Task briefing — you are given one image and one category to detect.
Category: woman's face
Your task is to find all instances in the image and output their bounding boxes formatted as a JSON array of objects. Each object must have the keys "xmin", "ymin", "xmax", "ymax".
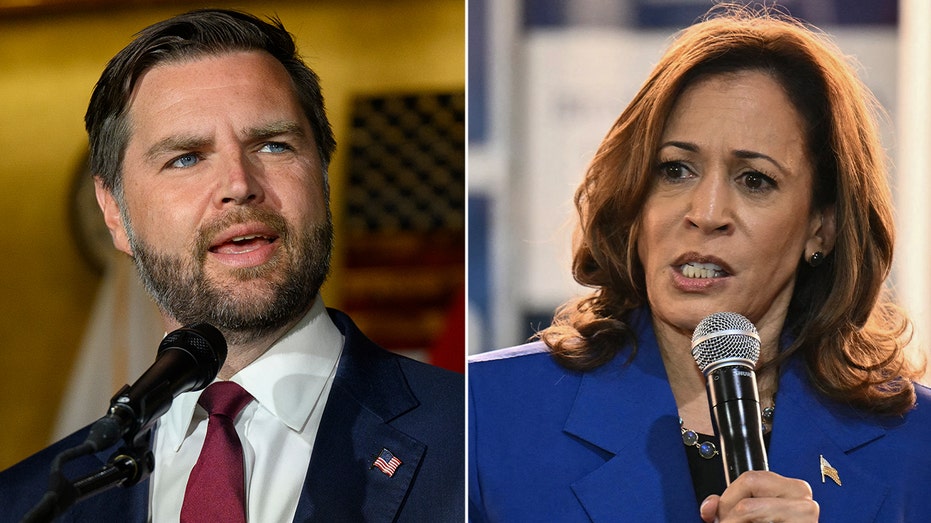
[{"xmin": 637, "ymin": 70, "xmax": 833, "ymax": 343}]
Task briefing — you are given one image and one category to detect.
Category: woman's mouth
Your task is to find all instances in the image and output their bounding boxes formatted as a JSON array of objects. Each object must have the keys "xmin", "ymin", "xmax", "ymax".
[{"xmin": 680, "ymin": 261, "xmax": 727, "ymax": 279}]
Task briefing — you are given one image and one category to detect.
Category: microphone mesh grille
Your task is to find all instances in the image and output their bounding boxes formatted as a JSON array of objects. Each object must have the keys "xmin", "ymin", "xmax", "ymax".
[{"xmin": 690, "ymin": 312, "xmax": 760, "ymax": 372}]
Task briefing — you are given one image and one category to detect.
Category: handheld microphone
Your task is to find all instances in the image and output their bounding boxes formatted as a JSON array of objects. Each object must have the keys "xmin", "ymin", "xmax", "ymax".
[
  {"xmin": 84, "ymin": 323, "xmax": 227, "ymax": 450},
  {"xmin": 691, "ymin": 312, "xmax": 768, "ymax": 484}
]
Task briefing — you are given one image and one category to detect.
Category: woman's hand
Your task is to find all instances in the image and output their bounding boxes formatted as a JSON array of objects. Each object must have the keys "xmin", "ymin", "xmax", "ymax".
[{"xmin": 699, "ymin": 470, "xmax": 819, "ymax": 522}]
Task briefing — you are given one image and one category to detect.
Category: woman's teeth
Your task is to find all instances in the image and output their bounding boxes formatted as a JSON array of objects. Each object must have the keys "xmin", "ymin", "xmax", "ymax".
[{"xmin": 681, "ymin": 262, "xmax": 725, "ymax": 279}]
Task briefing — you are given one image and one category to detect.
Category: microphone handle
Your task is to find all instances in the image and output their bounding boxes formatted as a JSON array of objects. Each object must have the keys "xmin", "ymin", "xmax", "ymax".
[{"xmin": 706, "ymin": 364, "xmax": 769, "ymax": 484}]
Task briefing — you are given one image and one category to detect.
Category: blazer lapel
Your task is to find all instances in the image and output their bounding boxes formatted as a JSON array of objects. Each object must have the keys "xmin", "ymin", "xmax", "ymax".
[
  {"xmin": 553, "ymin": 311, "xmax": 892, "ymax": 523},
  {"xmin": 565, "ymin": 319, "xmax": 700, "ymax": 522},
  {"xmin": 293, "ymin": 310, "xmax": 424, "ymax": 523},
  {"xmin": 769, "ymin": 360, "xmax": 889, "ymax": 522}
]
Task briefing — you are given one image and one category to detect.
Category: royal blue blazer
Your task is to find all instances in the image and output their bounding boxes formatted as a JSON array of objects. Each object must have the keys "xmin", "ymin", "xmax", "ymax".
[
  {"xmin": 469, "ymin": 311, "xmax": 931, "ymax": 522},
  {"xmin": 1, "ymin": 309, "xmax": 464, "ymax": 523}
]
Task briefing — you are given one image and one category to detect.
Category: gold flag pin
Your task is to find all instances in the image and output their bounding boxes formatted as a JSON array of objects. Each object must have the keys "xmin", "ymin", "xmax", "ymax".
[{"xmin": 820, "ymin": 454, "xmax": 842, "ymax": 486}]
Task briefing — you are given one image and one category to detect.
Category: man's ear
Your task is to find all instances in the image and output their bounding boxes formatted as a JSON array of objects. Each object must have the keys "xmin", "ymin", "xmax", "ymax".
[{"xmin": 93, "ymin": 176, "xmax": 132, "ymax": 256}]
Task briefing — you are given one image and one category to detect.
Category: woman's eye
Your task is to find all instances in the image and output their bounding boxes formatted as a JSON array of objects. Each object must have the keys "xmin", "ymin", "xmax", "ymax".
[
  {"xmin": 170, "ymin": 154, "xmax": 199, "ymax": 169},
  {"xmin": 741, "ymin": 171, "xmax": 776, "ymax": 192},
  {"xmin": 657, "ymin": 161, "xmax": 691, "ymax": 180}
]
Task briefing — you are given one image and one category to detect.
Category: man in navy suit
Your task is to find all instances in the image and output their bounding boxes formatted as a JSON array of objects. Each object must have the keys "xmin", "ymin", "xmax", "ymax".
[{"xmin": 0, "ymin": 9, "xmax": 462, "ymax": 522}]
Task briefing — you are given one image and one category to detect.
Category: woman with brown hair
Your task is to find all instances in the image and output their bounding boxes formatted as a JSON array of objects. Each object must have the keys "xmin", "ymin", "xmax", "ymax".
[{"xmin": 469, "ymin": 6, "xmax": 930, "ymax": 522}]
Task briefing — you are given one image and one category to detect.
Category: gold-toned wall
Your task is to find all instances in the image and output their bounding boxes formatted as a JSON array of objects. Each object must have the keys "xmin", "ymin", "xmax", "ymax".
[{"xmin": 0, "ymin": 0, "xmax": 464, "ymax": 471}]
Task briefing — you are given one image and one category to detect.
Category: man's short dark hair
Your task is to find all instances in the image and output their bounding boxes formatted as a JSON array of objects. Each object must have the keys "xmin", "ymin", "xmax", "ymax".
[{"xmin": 85, "ymin": 8, "xmax": 336, "ymax": 196}]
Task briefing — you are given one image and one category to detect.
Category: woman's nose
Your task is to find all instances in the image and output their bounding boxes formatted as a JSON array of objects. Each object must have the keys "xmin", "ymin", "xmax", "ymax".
[{"xmin": 684, "ymin": 174, "xmax": 733, "ymax": 234}]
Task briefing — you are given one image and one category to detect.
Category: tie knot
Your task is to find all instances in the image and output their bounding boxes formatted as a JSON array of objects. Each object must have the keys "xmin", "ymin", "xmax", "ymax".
[{"xmin": 198, "ymin": 381, "xmax": 253, "ymax": 419}]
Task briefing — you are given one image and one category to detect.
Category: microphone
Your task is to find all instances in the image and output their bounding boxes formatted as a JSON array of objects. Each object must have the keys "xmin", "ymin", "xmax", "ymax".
[
  {"xmin": 20, "ymin": 324, "xmax": 227, "ymax": 522},
  {"xmin": 84, "ymin": 323, "xmax": 227, "ymax": 450},
  {"xmin": 691, "ymin": 312, "xmax": 768, "ymax": 484}
]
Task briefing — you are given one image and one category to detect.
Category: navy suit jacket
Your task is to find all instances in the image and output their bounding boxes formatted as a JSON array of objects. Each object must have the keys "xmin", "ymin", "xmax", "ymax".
[
  {"xmin": 1, "ymin": 309, "xmax": 464, "ymax": 522},
  {"xmin": 469, "ymin": 311, "xmax": 931, "ymax": 522}
]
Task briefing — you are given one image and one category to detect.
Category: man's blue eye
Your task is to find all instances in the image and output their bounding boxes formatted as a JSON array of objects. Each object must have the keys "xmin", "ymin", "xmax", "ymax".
[
  {"xmin": 171, "ymin": 154, "xmax": 199, "ymax": 168},
  {"xmin": 260, "ymin": 142, "xmax": 291, "ymax": 153}
]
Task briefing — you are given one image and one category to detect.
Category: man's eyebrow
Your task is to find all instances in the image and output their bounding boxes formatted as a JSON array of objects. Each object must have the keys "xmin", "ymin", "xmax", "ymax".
[
  {"xmin": 144, "ymin": 135, "xmax": 211, "ymax": 163},
  {"xmin": 246, "ymin": 121, "xmax": 306, "ymax": 140},
  {"xmin": 142, "ymin": 122, "xmax": 306, "ymax": 163}
]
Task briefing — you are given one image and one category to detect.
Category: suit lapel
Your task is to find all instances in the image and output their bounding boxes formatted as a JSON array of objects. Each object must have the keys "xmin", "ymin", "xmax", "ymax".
[
  {"xmin": 769, "ymin": 360, "xmax": 889, "ymax": 522},
  {"xmin": 67, "ymin": 443, "xmax": 150, "ymax": 522},
  {"xmin": 565, "ymin": 317, "xmax": 700, "ymax": 522},
  {"xmin": 70, "ymin": 479, "xmax": 149, "ymax": 523},
  {"xmin": 293, "ymin": 310, "xmax": 424, "ymax": 523}
]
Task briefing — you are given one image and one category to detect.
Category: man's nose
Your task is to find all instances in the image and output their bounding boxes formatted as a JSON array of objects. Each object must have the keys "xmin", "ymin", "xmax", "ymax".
[{"xmin": 216, "ymin": 151, "xmax": 264, "ymax": 206}]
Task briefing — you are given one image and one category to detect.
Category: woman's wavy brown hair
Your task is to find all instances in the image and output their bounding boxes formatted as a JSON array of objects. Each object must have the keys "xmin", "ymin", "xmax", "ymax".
[{"xmin": 539, "ymin": 5, "xmax": 924, "ymax": 416}]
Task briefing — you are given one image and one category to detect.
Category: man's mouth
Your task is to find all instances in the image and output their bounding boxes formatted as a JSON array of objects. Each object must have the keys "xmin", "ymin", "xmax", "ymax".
[
  {"xmin": 680, "ymin": 261, "xmax": 727, "ymax": 279},
  {"xmin": 209, "ymin": 234, "xmax": 278, "ymax": 255}
]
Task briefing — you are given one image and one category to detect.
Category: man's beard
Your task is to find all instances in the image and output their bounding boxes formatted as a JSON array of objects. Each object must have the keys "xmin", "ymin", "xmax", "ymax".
[{"xmin": 125, "ymin": 206, "xmax": 333, "ymax": 345}]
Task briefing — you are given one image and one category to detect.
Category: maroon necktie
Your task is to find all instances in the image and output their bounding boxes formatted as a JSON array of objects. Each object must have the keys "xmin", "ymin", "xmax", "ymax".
[{"xmin": 180, "ymin": 381, "xmax": 253, "ymax": 523}]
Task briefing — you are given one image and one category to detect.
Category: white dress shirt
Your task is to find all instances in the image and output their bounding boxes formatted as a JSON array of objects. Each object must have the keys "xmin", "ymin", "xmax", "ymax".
[{"xmin": 148, "ymin": 296, "xmax": 344, "ymax": 522}]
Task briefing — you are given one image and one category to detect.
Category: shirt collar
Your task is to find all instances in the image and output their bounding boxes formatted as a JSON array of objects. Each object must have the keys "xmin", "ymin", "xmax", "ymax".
[{"xmin": 158, "ymin": 295, "xmax": 344, "ymax": 452}]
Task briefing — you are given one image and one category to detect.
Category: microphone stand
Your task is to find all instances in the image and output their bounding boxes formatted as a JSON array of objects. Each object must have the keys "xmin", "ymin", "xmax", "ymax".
[
  {"xmin": 20, "ymin": 439, "xmax": 153, "ymax": 523},
  {"xmin": 20, "ymin": 323, "xmax": 225, "ymax": 522}
]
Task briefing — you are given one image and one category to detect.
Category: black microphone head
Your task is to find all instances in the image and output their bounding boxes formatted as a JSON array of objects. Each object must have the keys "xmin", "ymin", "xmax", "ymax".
[
  {"xmin": 690, "ymin": 312, "xmax": 760, "ymax": 373},
  {"xmin": 158, "ymin": 323, "xmax": 228, "ymax": 391}
]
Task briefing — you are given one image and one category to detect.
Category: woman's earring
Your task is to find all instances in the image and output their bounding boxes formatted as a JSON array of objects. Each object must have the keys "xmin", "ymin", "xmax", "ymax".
[{"xmin": 809, "ymin": 251, "xmax": 825, "ymax": 267}]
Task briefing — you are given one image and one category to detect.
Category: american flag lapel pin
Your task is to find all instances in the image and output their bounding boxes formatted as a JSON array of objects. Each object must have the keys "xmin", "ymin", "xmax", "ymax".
[
  {"xmin": 372, "ymin": 448, "xmax": 403, "ymax": 478},
  {"xmin": 820, "ymin": 454, "xmax": 842, "ymax": 486}
]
